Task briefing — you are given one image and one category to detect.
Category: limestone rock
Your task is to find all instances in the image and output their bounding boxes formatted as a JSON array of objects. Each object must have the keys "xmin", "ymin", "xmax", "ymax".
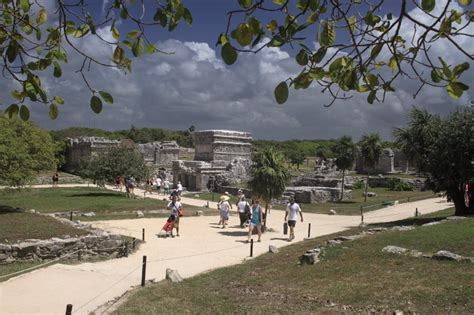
[
  {"xmin": 446, "ymin": 216, "xmax": 467, "ymax": 220},
  {"xmin": 82, "ymin": 212, "xmax": 96, "ymax": 217},
  {"xmin": 394, "ymin": 310, "xmax": 404, "ymax": 315},
  {"xmin": 166, "ymin": 268, "xmax": 183, "ymax": 283},
  {"xmin": 408, "ymin": 250, "xmax": 423, "ymax": 258},
  {"xmin": 432, "ymin": 250, "xmax": 463, "ymax": 262},
  {"xmin": 391, "ymin": 226, "xmax": 415, "ymax": 231},
  {"xmin": 136, "ymin": 211, "xmax": 144, "ymax": 218},
  {"xmin": 363, "ymin": 192, "xmax": 377, "ymax": 197},
  {"xmin": 382, "ymin": 246, "xmax": 407, "ymax": 254},
  {"xmin": 422, "ymin": 221, "xmax": 442, "ymax": 227},
  {"xmin": 368, "ymin": 227, "xmax": 388, "ymax": 232},
  {"xmin": 327, "ymin": 240, "xmax": 342, "ymax": 246},
  {"xmin": 335, "ymin": 234, "xmax": 365, "ymax": 241},
  {"xmin": 299, "ymin": 248, "xmax": 321, "ymax": 265},
  {"xmin": 195, "ymin": 210, "xmax": 204, "ymax": 216},
  {"xmin": 328, "ymin": 209, "xmax": 337, "ymax": 215},
  {"xmin": 268, "ymin": 245, "xmax": 279, "ymax": 253}
]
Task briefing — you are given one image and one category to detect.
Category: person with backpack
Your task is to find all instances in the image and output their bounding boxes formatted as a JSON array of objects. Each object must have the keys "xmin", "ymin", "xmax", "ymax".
[
  {"xmin": 167, "ymin": 195, "xmax": 182, "ymax": 237},
  {"xmin": 237, "ymin": 196, "xmax": 251, "ymax": 228}
]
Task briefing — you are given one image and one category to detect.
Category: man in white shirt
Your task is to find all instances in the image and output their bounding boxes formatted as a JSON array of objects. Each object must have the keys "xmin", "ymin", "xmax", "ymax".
[
  {"xmin": 163, "ymin": 179, "xmax": 170, "ymax": 196},
  {"xmin": 155, "ymin": 177, "xmax": 162, "ymax": 193},
  {"xmin": 284, "ymin": 198, "xmax": 303, "ymax": 241},
  {"xmin": 177, "ymin": 181, "xmax": 183, "ymax": 196},
  {"xmin": 167, "ymin": 195, "xmax": 182, "ymax": 237},
  {"xmin": 237, "ymin": 197, "xmax": 250, "ymax": 228}
]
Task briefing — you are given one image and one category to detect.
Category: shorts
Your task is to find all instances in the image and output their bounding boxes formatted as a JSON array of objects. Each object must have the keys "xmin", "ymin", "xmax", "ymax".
[{"xmin": 288, "ymin": 220, "xmax": 296, "ymax": 227}]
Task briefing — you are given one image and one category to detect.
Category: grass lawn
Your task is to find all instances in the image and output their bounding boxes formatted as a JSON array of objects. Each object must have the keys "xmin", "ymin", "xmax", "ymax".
[
  {"xmin": 0, "ymin": 206, "xmax": 89, "ymax": 244},
  {"xmin": 192, "ymin": 188, "xmax": 435, "ymax": 215},
  {"xmin": 0, "ymin": 187, "xmax": 209, "ymax": 219},
  {"xmin": 114, "ymin": 209, "xmax": 473, "ymax": 314}
]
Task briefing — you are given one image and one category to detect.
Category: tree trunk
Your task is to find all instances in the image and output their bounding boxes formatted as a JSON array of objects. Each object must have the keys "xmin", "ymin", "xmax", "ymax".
[
  {"xmin": 340, "ymin": 169, "xmax": 345, "ymax": 201},
  {"xmin": 451, "ymin": 188, "xmax": 473, "ymax": 216},
  {"xmin": 263, "ymin": 202, "xmax": 268, "ymax": 232}
]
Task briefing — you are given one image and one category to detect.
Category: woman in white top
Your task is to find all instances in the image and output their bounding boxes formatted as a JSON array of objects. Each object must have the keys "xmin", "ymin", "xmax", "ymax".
[
  {"xmin": 219, "ymin": 196, "xmax": 231, "ymax": 228},
  {"xmin": 237, "ymin": 197, "xmax": 250, "ymax": 228}
]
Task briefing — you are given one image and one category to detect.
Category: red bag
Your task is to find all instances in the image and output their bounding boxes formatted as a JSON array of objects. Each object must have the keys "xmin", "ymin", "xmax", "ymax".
[{"xmin": 178, "ymin": 207, "xmax": 183, "ymax": 217}]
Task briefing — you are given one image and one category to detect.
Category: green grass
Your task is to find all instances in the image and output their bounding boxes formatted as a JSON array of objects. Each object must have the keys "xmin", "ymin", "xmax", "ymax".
[
  {"xmin": 0, "ymin": 187, "xmax": 209, "ymax": 219},
  {"xmin": 192, "ymin": 188, "xmax": 434, "ymax": 215},
  {"xmin": 114, "ymin": 209, "xmax": 473, "ymax": 314},
  {"xmin": 0, "ymin": 206, "xmax": 89, "ymax": 243}
]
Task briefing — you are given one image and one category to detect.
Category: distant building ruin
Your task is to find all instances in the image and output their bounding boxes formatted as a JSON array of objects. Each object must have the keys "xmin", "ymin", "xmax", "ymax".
[
  {"xmin": 172, "ymin": 130, "xmax": 252, "ymax": 191},
  {"xmin": 355, "ymin": 148, "xmax": 413, "ymax": 174}
]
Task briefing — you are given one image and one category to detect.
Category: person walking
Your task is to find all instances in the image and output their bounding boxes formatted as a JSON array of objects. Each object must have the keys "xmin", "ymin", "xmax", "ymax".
[
  {"xmin": 219, "ymin": 195, "xmax": 231, "ymax": 228},
  {"xmin": 52, "ymin": 172, "xmax": 59, "ymax": 187},
  {"xmin": 237, "ymin": 197, "xmax": 250, "ymax": 228},
  {"xmin": 167, "ymin": 195, "xmax": 182, "ymax": 237},
  {"xmin": 155, "ymin": 177, "xmax": 162, "ymax": 194},
  {"xmin": 163, "ymin": 178, "xmax": 170, "ymax": 196},
  {"xmin": 284, "ymin": 198, "xmax": 303, "ymax": 242},
  {"xmin": 247, "ymin": 199, "xmax": 263, "ymax": 243},
  {"xmin": 177, "ymin": 181, "xmax": 183, "ymax": 196}
]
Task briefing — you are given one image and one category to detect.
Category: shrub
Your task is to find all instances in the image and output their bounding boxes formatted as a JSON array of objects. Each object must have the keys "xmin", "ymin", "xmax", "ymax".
[{"xmin": 387, "ymin": 178, "xmax": 414, "ymax": 191}]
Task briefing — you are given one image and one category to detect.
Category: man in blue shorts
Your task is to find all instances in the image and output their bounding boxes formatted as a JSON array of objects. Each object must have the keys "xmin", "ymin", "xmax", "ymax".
[{"xmin": 284, "ymin": 198, "xmax": 303, "ymax": 242}]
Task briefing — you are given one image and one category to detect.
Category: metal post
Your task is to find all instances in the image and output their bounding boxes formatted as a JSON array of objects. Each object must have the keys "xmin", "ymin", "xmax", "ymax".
[
  {"xmin": 206, "ymin": 200, "xmax": 209, "ymax": 208},
  {"xmin": 141, "ymin": 255, "xmax": 147, "ymax": 287},
  {"xmin": 250, "ymin": 239, "xmax": 254, "ymax": 257},
  {"xmin": 142, "ymin": 228, "xmax": 145, "ymax": 242},
  {"xmin": 307, "ymin": 223, "xmax": 311, "ymax": 238},
  {"xmin": 70, "ymin": 211, "xmax": 73, "ymax": 221},
  {"xmin": 125, "ymin": 242, "xmax": 129, "ymax": 257},
  {"xmin": 65, "ymin": 304, "xmax": 73, "ymax": 315},
  {"xmin": 415, "ymin": 207, "xmax": 418, "ymax": 217},
  {"xmin": 132, "ymin": 237, "xmax": 136, "ymax": 249},
  {"xmin": 360, "ymin": 205, "xmax": 364, "ymax": 224}
]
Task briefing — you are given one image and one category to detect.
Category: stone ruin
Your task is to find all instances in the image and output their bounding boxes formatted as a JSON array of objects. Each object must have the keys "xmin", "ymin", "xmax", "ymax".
[
  {"xmin": 172, "ymin": 130, "xmax": 252, "ymax": 191},
  {"xmin": 64, "ymin": 137, "xmax": 182, "ymax": 173},
  {"xmin": 355, "ymin": 148, "xmax": 414, "ymax": 174}
]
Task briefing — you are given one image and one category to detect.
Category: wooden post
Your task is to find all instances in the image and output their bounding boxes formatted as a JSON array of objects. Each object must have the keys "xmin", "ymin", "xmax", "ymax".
[
  {"xmin": 415, "ymin": 207, "xmax": 419, "ymax": 217},
  {"xmin": 141, "ymin": 255, "xmax": 147, "ymax": 287},
  {"xmin": 65, "ymin": 304, "xmax": 73, "ymax": 315},
  {"xmin": 360, "ymin": 205, "xmax": 364, "ymax": 224},
  {"xmin": 77, "ymin": 250, "xmax": 81, "ymax": 261},
  {"xmin": 142, "ymin": 228, "xmax": 145, "ymax": 242},
  {"xmin": 206, "ymin": 200, "xmax": 209, "ymax": 208},
  {"xmin": 132, "ymin": 237, "xmax": 136, "ymax": 249},
  {"xmin": 250, "ymin": 239, "xmax": 254, "ymax": 257},
  {"xmin": 70, "ymin": 211, "xmax": 73, "ymax": 221},
  {"xmin": 124, "ymin": 242, "xmax": 129, "ymax": 257},
  {"xmin": 307, "ymin": 223, "xmax": 311, "ymax": 238}
]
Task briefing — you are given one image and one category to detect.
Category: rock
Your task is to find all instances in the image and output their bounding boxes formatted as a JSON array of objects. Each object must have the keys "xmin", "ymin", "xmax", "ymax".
[
  {"xmin": 368, "ymin": 227, "xmax": 388, "ymax": 232},
  {"xmin": 166, "ymin": 268, "xmax": 183, "ymax": 283},
  {"xmin": 432, "ymin": 250, "xmax": 463, "ymax": 262},
  {"xmin": 194, "ymin": 194, "xmax": 200, "ymax": 198},
  {"xmin": 328, "ymin": 209, "xmax": 337, "ymax": 215},
  {"xmin": 327, "ymin": 240, "xmax": 342, "ymax": 246},
  {"xmin": 28, "ymin": 209, "xmax": 36, "ymax": 214},
  {"xmin": 269, "ymin": 245, "xmax": 279, "ymax": 253},
  {"xmin": 394, "ymin": 310, "xmax": 404, "ymax": 315},
  {"xmin": 422, "ymin": 221, "xmax": 442, "ymax": 227},
  {"xmin": 0, "ymin": 253, "xmax": 9, "ymax": 261},
  {"xmin": 446, "ymin": 216, "xmax": 467, "ymax": 220},
  {"xmin": 335, "ymin": 234, "xmax": 365, "ymax": 241},
  {"xmin": 391, "ymin": 226, "xmax": 415, "ymax": 231},
  {"xmin": 0, "ymin": 244, "xmax": 12, "ymax": 251},
  {"xmin": 393, "ymin": 200, "xmax": 399, "ymax": 205},
  {"xmin": 195, "ymin": 210, "xmax": 204, "ymax": 216},
  {"xmin": 382, "ymin": 246, "xmax": 407, "ymax": 254},
  {"xmin": 299, "ymin": 248, "xmax": 321, "ymax": 265},
  {"xmin": 136, "ymin": 211, "xmax": 144, "ymax": 218},
  {"xmin": 82, "ymin": 212, "xmax": 96, "ymax": 217},
  {"xmin": 363, "ymin": 192, "xmax": 377, "ymax": 197},
  {"xmin": 408, "ymin": 250, "xmax": 423, "ymax": 258}
]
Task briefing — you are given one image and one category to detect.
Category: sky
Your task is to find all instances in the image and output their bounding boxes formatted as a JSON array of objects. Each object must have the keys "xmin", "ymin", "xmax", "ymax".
[{"xmin": 3, "ymin": 0, "xmax": 473, "ymax": 141}]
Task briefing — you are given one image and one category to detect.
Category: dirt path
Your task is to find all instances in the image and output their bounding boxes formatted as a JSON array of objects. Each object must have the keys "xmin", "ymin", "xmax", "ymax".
[{"xmin": 0, "ymin": 195, "xmax": 451, "ymax": 315}]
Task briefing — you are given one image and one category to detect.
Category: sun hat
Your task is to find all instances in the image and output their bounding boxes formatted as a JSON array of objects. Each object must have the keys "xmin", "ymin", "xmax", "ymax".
[{"xmin": 220, "ymin": 195, "xmax": 230, "ymax": 201}]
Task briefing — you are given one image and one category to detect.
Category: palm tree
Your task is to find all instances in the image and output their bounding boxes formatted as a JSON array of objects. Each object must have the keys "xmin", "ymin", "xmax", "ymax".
[
  {"xmin": 358, "ymin": 133, "xmax": 382, "ymax": 202},
  {"xmin": 333, "ymin": 136, "xmax": 356, "ymax": 201},
  {"xmin": 248, "ymin": 147, "xmax": 290, "ymax": 230}
]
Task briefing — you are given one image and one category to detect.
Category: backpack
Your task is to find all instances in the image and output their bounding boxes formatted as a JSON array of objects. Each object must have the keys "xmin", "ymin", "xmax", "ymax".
[{"xmin": 244, "ymin": 202, "xmax": 251, "ymax": 215}]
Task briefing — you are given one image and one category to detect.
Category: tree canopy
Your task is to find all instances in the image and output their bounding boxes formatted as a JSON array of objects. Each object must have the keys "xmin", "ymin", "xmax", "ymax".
[
  {"xmin": 0, "ymin": 115, "xmax": 56, "ymax": 186},
  {"xmin": 394, "ymin": 107, "xmax": 473, "ymax": 215},
  {"xmin": 333, "ymin": 135, "xmax": 356, "ymax": 200},
  {"xmin": 358, "ymin": 132, "xmax": 383, "ymax": 171},
  {"xmin": 1, "ymin": 0, "xmax": 471, "ymax": 120}
]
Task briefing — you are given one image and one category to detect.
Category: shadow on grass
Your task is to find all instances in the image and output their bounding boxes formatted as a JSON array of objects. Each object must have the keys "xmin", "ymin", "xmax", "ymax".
[
  {"xmin": 0, "ymin": 205, "xmax": 18, "ymax": 214},
  {"xmin": 66, "ymin": 192, "xmax": 123, "ymax": 198},
  {"xmin": 369, "ymin": 217, "xmax": 449, "ymax": 228}
]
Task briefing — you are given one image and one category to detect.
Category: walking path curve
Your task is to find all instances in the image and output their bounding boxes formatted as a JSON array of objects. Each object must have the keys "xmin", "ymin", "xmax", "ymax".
[{"xmin": 0, "ymin": 185, "xmax": 452, "ymax": 314}]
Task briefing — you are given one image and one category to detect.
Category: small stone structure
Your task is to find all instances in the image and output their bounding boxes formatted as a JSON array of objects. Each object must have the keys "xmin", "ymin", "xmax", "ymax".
[
  {"xmin": 282, "ymin": 186, "xmax": 352, "ymax": 204},
  {"xmin": 173, "ymin": 130, "xmax": 252, "ymax": 191},
  {"xmin": 355, "ymin": 148, "xmax": 413, "ymax": 174},
  {"xmin": 137, "ymin": 141, "xmax": 180, "ymax": 166}
]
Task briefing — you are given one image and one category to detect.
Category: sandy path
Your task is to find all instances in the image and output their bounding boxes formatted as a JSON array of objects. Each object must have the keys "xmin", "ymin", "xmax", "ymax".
[{"xmin": 0, "ymin": 187, "xmax": 451, "ymax": 314}]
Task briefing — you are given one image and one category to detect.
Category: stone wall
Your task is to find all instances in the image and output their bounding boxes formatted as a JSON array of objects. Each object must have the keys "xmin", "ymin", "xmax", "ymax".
[
  {"xmin": 281, "ymin": 186, "xmax": 352, "ymax": 204},
  {"xmin": 355, "ymin": 148, "xmax": 416, "ymax": 174},
  {"xmin": 345, "ymin": 176, "xmax": 427, "ymax": 190},
  {"xmin": 137, "ymin": 141, "xmax": 180, "ymax": 166},
  {"xmin": 64, "ymin": 137, "xmax": 120, "ymax": 172},
  {"xmin": 0, "ymin": 230, "xmax": 127, "ymax": 264},
  {"xmin": 194, "ymin": 130, "xmax": 252, "ymax": 162}
]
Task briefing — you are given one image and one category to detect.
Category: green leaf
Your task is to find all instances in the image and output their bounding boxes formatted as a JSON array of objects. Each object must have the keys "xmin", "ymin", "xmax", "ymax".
[
  {"xmin": 20, "ymin": 0, "xmax": 30, "ymax": 11},
  {"xmin": 132, "ymin": 37, "xmax": 144, "ymax": 57},
  {"xmin": 388, "ymin": 57, "xmax": 398, "ymax": 72},
  {"xmin": 248, "ymin": 17, "xmax": 262, "ymax": 35},
  {"xmin": 294, "ymin": 72, "xmax": 313, "ymax": 90},
  {"xmin": 146, "ymin": 44, "xmax": 155, "ymax": 55},
  {"xmin": 235, "ymin": 23, "xmax": 253, "ymax": 46},
  {"xmin": 312, "ymin": 46, "xmax": 327, "ymax": 63},
  {"xmin": 127, "ymin": 30, "xmax": 141, "ymax": 39},
  {"xmin": 296, "ymin": 49, "xmax": 308, "ymax": 66},
  {"xmin": 458, "ymin": 0, "xmax": 472, "ymax": 5},
  {"xmin": 439, "ymin": 57, "xmax": 452, "ymax": 78},
  {"xmin": 113, "ymin": 46, "xmax": 124, "ymax": 62},
  {"xmin": 73, "ymin": 24, "xmax": 90, "ymax": 38},
  {"xmin": 447, "ymin": 81, "xmax": 469, "ymax": 99},
  {"xmin": 306, "ymin": 12, "xmax": 320, "ymax": 24},
  {"xmin": 36, "ymin": 8, "xmax": 47, "ymax": 25},
  {"xmin": 5, "ymin": 104, "xmax": 19, "ymax": 118},
  {"xmin": 370, "ymin": 43, "xmax": 383, "ymax": 60},
  {"xmin": 99, "ymin": 91, "xmax": 114, "ymax": 104},
  {"xmin": 431, "ymin": 69, "xmax": 442, "ymax": 83},
  {"xmin": 6, "ymin": 42, "xmax": 18, "ymax": 63},
  {"xmin": 11, "ymin": 90, "xmax": 23, "ymax": 101},
  {"xmin": 348, "ymin": 15, "xmax": 357, "ymax": 33},
  {"xmin": 366, "ymin": 73, "xmax": 379, "ymax": 87},
  {"xmin": 267, "ymin": 20, "xmax": 278, "ymax": 32},
  {"xmin": 153, "ymin": 9, "xmax": 167, "ymax": 27},
  {"xmin": 238, "ymin": 0, "xmax": 253, "ymax": 8},
  {"xmin": 53, "ymin": 96, "xmax": 64, "ymax": 104},
  {"xmin": 19, "ymin": 105, "xmax": 30, "ymax": 121},
  {"xmin": 364, "ymin": 10, "xmax": 380, "ymax": 27},
  {"xmin": 421, "ymin": 0, "xmax": 436, "ymax": 12},
  {"xmin": 452, "ymin": 62, "xmax": 470, "ymax": 76},
  {"xmin": 367, "ymin": 91, "xmax": 376, "ymax": 104},
  {"xmin": 112, "ymin": 27, "xmax": 120, "ymax": 40},
  {"xmin": 274, "ymin": 81, "xmax": 289, "ymax": 104},
  {"xmin": 221, "ymin": 43, "xmax": 237, "ymax": 65},
  {"xmin": 49, "ymin": 104, "xmax": 58, "ymax": 120},
  {"xmin": 309, "ymin": 67, "xmax": 325, "ymax": 80},
  {"xmin": 90, "ymin": 95, "xmax": 103, "ymax": 114},
  {"xmin": 319, "ymin": 20, "xmax": 335, "ymax": 47},
  {"xmin": 357, "ymin": 85, "xmax": 370, "ymax": 92},
  {"xmin": 183, "ymin": 8, "xmax": 193, "ymax": 25},
  {"xmin": 53, "ymin": 61, "xmax": 62, "ymax": 78},
  {"xmin": 273, "ymin": 0, "xmax": 286, "ymax": 5}
]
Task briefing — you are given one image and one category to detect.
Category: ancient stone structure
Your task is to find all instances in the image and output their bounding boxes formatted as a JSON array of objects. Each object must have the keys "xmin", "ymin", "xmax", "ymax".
[
  {"xmin": 173, "ymin": 130, "xmax": 252, "ymax": 191},
  {"xmin": 64, "ymin": 137, "xmax": 120, "ymax": 172},
  {"xmin": 137, "ymin": 141, "xmax": 180, "ymax": 166},
  {"xmin": 281, "ymin": 186, "xmax": 352, "ymax": 204},
  {"xmin": 355, "ymin": 148, "xmax": 413, "ymax": 174}
]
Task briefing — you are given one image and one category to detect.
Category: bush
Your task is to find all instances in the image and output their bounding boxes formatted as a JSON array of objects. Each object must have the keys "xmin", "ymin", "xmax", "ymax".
[
  {"xmin": 352, "ymin": 180, "xmax": 365, "ymax": 189},
  {"xmin": 387, "ymin": 178, "xmax": 414, "ymax": 191}
]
